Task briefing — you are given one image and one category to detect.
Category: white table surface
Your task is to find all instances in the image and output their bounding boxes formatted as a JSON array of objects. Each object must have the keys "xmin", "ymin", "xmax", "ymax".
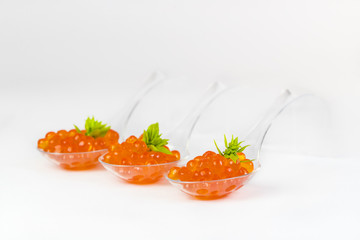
[
  {"xmin": 1, "ymin": 146, "xmax": 359, "ymax": 240},
  {"xmin": 1, "ymin": 84, "xmax": 359, "ymax": 240}
]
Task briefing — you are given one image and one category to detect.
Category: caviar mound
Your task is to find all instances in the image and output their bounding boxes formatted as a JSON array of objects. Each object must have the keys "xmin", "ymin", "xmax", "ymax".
[
  {"xmin": 102, "ymin": 135, "xmax": 179, "ymax": 165},
  {"xmin": 37, "ymin": 117, "xmax": 120, "ymax": 170},
  {"xmin": 167, "ymin": 149, "xmax": 255, "ymax": 199},
  {"xmin": 100, "ymin": 135, "xmax": 181, "ymax": 184},
  {"xmin": 168, "ymin": 151, "xmax": 253, "ymax": 181},
  {"xmin": 37, "ymin": 129, "xmax": 119, "ymax": 153}
]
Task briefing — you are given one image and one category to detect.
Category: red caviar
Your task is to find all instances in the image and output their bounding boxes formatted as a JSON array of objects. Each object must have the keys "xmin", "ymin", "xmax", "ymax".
[
  {"xmin": 102, "ymin": 135, "xmax": 180, "ymax": 165},
  {"xmin": 168, "ymin": 151, "xmax": 253, "ymax": 181},
  {"xmin": 37, "ymin": 129, "xmax": 119, "ymax": 153}
]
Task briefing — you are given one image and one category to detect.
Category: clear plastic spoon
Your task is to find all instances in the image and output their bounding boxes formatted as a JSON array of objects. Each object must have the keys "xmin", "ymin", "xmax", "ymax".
[
  {"xmin": 99, "ymin": 81, "xmax": 227, "ymax": 184},
  {"xmin": 166, "ymin": 89, "xmax": 311, "ymax": 199},
  {"xmin": 38, "ymin": 71, "xmax": 165, "ymax": 170}
]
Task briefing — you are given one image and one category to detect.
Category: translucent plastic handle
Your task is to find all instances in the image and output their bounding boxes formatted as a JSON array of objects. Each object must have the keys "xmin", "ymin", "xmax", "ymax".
[
  {"xmin": 245, "ymin": 89, "xmax": 311, "ymax": 164},
  {"xmin": 167, "ymin": 81, "xmax": 227, "ymax": 159},
  {"xmin": 111, "ymin": 71, "xmax": 165, "ymax": 137}
]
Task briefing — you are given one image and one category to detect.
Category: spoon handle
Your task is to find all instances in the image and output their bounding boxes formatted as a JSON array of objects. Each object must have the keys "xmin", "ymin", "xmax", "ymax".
[
  {"xmin": 168, "ymin": 81, "xmax": 227, "ymax": 159},
  {"xmin": 245, "ymin": 90, "xmax": 311, "ymax": 164},
  {"xmin": 111, "ymin": 71, "xmax": 165, "ymax": 138}
]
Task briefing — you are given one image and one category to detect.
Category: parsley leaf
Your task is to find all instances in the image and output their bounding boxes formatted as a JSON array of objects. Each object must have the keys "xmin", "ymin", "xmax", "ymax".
[
  {"xmin": 214, "ymin": 135, "xmax": 250, "ymax": 163},
  {"xmin": 74, "ymin": 117, "xmax": 111, "ymax": 138},
  {"xmin": 142, "ymin": 123, "xmax": 172, "ymax": 155}
]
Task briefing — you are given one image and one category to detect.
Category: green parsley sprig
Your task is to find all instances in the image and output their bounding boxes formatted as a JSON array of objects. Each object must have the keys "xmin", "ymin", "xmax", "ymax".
[
  {"xmin": 74, "ymin": 117, "xmax": 111, "ymax": 138},
  {"xmin": 142, "ymin": 123, "xmax": 172, "ymax": 155},
  {"xmin": 214, "ymin": 135, "xmax": 249, "ymax": 163}
]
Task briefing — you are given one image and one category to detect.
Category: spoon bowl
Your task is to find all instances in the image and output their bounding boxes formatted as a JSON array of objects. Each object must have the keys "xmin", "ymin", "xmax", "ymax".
[
  {"xmin": 165, "ymin": 170, "xmax": 257, "ymax": 199},
  {"xmin": 38, "ymin": 149, "xmax": 108, "ymax": 169},
  {"xmin": 99, "ymin": 154, "xmax": 180, "ymax": 184}
]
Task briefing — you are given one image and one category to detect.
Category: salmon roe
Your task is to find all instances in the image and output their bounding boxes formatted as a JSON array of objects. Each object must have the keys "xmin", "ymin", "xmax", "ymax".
[
  {"xmin": 168, "ymin": 151, "xmax": 253, "ymax": 181},
  {"xmin": 37, "ymin": 129, "xmax": 119, "ymax": 153},
  {"xmin": 102, "ymin": 135, "xmax": 180, "ymax": 165}
]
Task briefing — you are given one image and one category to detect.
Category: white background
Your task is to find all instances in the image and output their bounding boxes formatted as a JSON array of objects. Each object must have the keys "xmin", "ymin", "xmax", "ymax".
[{"xmin": 1, "ymin": 1, "xmax": 360, "ymax": 239}]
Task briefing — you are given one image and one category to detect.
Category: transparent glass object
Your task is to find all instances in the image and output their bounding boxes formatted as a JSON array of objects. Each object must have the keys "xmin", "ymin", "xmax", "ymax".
[
  {"xmin": 38, "ymin": 72, "xmax": 164, "ymax": 170},
  {"xmin": 38, "ymin": 149, "xmax": 108, "ymax": 170},
  {"xmin": 166, "ymin": 89, "xmax": 310, "ymax": 199},
  {"xmin": 99, "ymin": 82, "xmax": 227, "ymax": 184}
]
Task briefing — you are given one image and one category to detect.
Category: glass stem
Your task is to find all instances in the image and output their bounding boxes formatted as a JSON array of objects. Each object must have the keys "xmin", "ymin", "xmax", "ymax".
[
  {"xmin": 245, "ymin": 90, "xmax": 311, "ymax": 163},
  {"xmin": 111, "ymin": 71, "xmax": 165, "ymax": 138},
  {"xmin": 168, "ymin": 81, "xmax": 227, "ymax": 159}
]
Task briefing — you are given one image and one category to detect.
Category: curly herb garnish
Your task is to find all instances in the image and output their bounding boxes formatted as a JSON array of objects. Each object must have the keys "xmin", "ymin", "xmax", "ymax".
[
  {"xmin": 74, "ymin": 117, "xmax": 111, "ymax": 138},
  {"xmin": 214, "ymin": 135, "xmax": 249, "ymax": 163},
  {"xmin": 142, "ymin": 123, "xmax": 172, "ymax": 155}
]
